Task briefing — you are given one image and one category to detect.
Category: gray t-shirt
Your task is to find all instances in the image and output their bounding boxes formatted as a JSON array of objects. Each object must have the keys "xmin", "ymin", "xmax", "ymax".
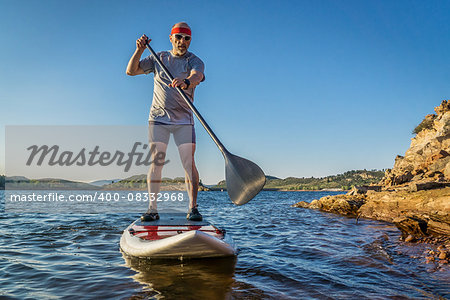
[{"xmin": 139, "ymin": 51, "xmax": 205, "ymax": 125}]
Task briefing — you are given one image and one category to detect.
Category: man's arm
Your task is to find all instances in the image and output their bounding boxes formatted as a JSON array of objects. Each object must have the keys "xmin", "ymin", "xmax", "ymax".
[
  {"xmin": 169, "ymin": 70, "xmax": 204, "ymax": 89},
  {"xmin": 126, "ymin": 35, "xmax": 150, "ymax": 76},
  {"xmin": 185, "ymin": 70, "xmax": 204, "ymax": 88}
]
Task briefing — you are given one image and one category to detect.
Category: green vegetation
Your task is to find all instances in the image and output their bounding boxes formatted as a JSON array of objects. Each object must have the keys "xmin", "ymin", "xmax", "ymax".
[
  {"xmin": 413, "ymin": 115, "xmax": 436, "ymax": 135},
  {"xmin": 213, "ymin": 170, "xmax": 385, "ymax": 191},
  {"xmin": 1, "ymin": 170, "xmax": 385, "ymax": 192},
  {"xmin": 104, "ymin": 175, "xmax": 186, "ymax": 190}
]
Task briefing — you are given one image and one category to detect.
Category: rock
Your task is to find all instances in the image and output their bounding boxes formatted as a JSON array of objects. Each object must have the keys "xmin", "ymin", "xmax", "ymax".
[
  {"xmin": 434, "ymin": 100, "xmax": 450, "ymax": 115},
  {"xmin": 326, "ymin": 195, "xmax": 364, "ymax": 216},
  {"xmin": 331, "ymin": 199, "xmax": 352, "ymax": 215},
  {"xmin": 408, "ymin": 181, "xmax": 450, "ymax": 192},
  {"xmin": 309, "ymin": 199, "xmax": 321, "ymax": 209},
  {"xmin": 437, "ymin": 245, "xmax": 445, "ymax": 251},
  {"xmin": 426, "ymin": 256, "xmax": 435, "ymax": 262},
  {"xmin": 293, "ymin": 194, "xmax": 366, "ymax": 216},
  {"xmin": 347, "ymin": 185, "xmax": 381, "ymax": 195},
  {"xmin": 379, "ymin": 100, "xmax": 450, "ymax": 185},
  {"xmin": 427, "ymin": 216, "xmax": 450, "ymax": 236},
  {"xmin": 412, "ymin": 174, "xmax": 424, "ymax": 181},
  {"xmin": 438, "ymin": 251, "xmax": 447, "ymax": 260},
  {"xmin": 439, "ymin": 259, "xmax": 448, "ymax": 264},
  {"xmin": 427, "ymin": 156, "xmax": 450, "ymax": 174},
  {"xmin": 444, "ymin": 161, "xmax": 450, "ymax": 179},
  {"xmin": 292, "ymin": 201, "xmax": 310, "ymax": 208},
  {"xmin": 405, "ymin": 234, "xmax": 415, "ymax": 242},
  {"xmin": 391, "ymin": 171, "xmax": 414, "ymax": 186},
  {"xmin": 395, "ymin": 217, "xmax": 428, "ymax": 237}
]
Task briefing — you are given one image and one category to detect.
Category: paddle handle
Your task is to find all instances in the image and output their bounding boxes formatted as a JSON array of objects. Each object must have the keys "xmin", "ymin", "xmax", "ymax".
[{"xmin": 145, "ymin": 42, "xmax": 228, "ymax": 155}]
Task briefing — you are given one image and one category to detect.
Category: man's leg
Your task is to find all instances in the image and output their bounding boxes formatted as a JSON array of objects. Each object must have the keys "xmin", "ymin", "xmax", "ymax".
[
  {"xmin": 173, "ymin": 125, "xmax": 201, "ymax": 220},
  {"xmin": 146, "ymin": 141, "xmax": 168, "ymax": 213},
  {"xmin": 144, "ymin": 121, "xmax": 170, "ymax": 222},
  {"xmin": 177, "ymin": 143, "xmax": 199, "ymax": 210}
]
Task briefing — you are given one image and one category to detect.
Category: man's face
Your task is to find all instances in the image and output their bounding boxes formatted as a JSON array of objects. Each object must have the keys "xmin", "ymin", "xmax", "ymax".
[{"xmin": 170, "ymin": 33, "xmax": 191, "ymax": 55}]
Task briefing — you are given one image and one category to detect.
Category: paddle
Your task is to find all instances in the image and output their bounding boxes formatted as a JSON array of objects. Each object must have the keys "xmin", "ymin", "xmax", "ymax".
[{"xmin": 145, "ymin": 41, "xmax": 266, "ymax": 205}]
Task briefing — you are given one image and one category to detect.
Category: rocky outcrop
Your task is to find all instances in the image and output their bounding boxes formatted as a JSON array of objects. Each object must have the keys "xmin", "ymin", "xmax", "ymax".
[
  {"xmin": 357, "ymin": 188, "xmax": 450, "ymax": 237},
  {"xmin": 380, "ymin": 100, "xmax": 450, "ymax": 186},
  {"xmin": 293, "ymin": 194, "xmax": 366, "ymax": 216},
  {"xmin": 347, "ymin": 185, "xmax": 381, "ymax": 195},
  {"xmin": 294, "ymin": 100, "xmax": 450, "ymax": 247}
]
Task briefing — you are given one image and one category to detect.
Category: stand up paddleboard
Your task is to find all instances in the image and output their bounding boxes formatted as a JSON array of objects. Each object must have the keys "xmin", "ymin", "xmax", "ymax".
[{"xmin": 120, "ymin": 213, "xmax": 236, "ymax": 259}]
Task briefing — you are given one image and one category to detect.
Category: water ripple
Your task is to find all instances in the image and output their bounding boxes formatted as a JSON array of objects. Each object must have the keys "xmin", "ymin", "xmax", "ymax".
[{"xmin": 1, "ymin": 190, "xmax": 449, "ymax": 299}]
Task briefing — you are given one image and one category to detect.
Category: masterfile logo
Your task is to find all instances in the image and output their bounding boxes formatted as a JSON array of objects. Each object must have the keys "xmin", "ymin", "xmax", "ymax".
[
  {"xmin": 5, "ymin": 125, "xmax": 190, "ymax": 185},
  {"xmin": 25, "ymin": 143, "xmax": 168, "ymax": 172}
]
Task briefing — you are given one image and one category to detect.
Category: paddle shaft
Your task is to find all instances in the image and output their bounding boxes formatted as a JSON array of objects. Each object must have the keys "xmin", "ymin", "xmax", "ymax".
[{"xmin": 145, "ymin": 43, "xmax": 228, "ymax": 155}]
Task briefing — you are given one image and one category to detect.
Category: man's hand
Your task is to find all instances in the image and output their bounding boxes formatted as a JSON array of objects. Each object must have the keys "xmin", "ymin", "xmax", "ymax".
[
  {"xmin": 169, "ymin": 77, "xmax": 188, "ymax": 89},
  {"xmin": 126, "ymin": 35, "xmax": 150, "ymax": 76},
  {"xmin": 136, "ymin": 34, "xmax": 151, "ymax": 51}
]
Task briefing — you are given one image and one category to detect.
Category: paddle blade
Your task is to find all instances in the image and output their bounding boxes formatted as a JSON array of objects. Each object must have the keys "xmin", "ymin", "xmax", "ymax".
[{"xmin": 225, "ymin": 153, "xmax": 266, "ymax": 205}]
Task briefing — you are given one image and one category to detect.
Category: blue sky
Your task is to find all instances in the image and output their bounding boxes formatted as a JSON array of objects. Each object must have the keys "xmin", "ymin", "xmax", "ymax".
[{"xmin": 1, "ymin": 0, "xmax": 449, "ymax": 184}]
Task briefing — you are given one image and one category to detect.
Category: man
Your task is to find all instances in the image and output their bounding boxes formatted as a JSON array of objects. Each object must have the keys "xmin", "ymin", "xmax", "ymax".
[{"xmin": 126, "ymin": 22, "xmax": 205, "ymax": 221}]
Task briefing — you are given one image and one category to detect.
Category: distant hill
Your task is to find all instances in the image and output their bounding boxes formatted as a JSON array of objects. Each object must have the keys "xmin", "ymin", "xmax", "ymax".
[
  {"xmin": 103, "ymin": 175, "xmax": 185, "ymax": 190},
  {"xmin": 0, "ymin": 174, "xmax": 208, "ymax": 191},
  {"xmin": 89, "ymin": 179, "xmax": 121, "ymax": 187},
  {"xmin": 103, "ymin": 175, "xmax": 210, "ymax": 191},
  {"xmin": 213, "ymin": 170, "xmax": 385, "ymax": 191},
  {"xmin": 4, "ymin": 176, "xmax": 99, "ymax": 190}
]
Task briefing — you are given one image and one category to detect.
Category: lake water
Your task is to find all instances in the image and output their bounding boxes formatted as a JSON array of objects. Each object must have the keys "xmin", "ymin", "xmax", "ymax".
[{"xmin": 0, "ymin": 190, "xmax": 449, "ymax": 299}]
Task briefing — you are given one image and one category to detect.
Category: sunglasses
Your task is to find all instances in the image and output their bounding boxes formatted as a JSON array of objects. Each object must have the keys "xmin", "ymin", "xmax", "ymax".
[{"xmin": 174, "ymin": 34, "xmax": 191, "ymax": 41}]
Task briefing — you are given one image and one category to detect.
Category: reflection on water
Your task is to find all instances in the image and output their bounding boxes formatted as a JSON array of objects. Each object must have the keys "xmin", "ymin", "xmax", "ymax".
[{"xmin": 122, "ymin": 253, "xmax": 237, "ymax": 299}]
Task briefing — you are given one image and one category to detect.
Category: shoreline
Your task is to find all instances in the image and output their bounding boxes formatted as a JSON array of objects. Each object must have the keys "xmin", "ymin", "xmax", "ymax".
[{"xmin": 277, "ymin": 188, "xmax": 345, "ymax": 192}]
